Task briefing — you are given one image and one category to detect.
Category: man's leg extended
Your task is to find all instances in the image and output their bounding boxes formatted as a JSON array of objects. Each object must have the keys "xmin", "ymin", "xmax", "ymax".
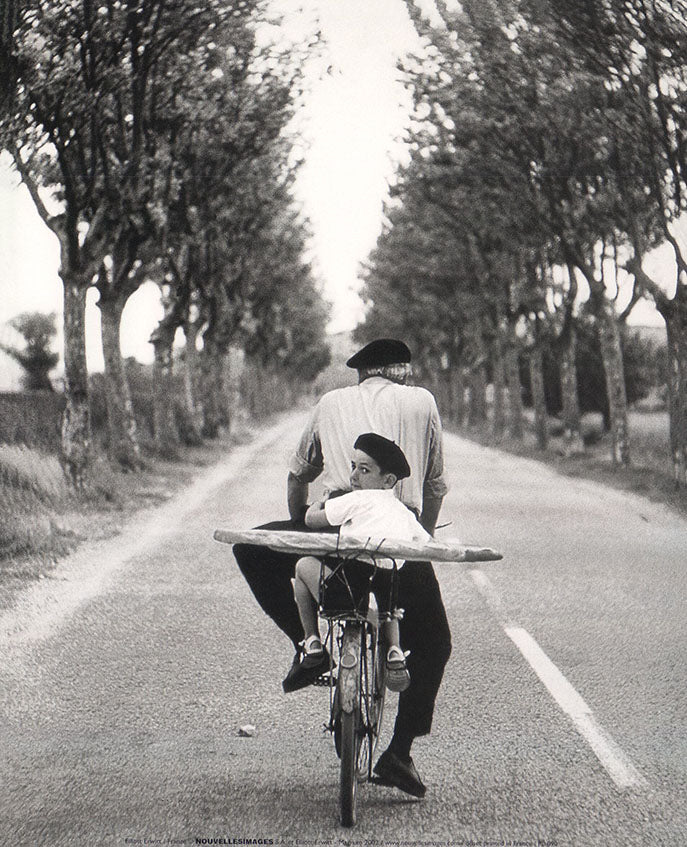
[
  {"xmin": 374, "ymin": 560, "xmax": 451, "ymax": 796},
  {"xmin": 394, "ymin": 560, "xmax": 452, "ymax": 743},
  {"xmin": 232, "ymin": 519, "xmax": 304, "ymax": 649}
]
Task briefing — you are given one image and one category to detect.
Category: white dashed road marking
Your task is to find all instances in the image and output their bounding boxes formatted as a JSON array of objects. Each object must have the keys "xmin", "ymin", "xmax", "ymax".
[{"xmin": 470, "ymin": 568, "xmax": 647, "ymax": 790}]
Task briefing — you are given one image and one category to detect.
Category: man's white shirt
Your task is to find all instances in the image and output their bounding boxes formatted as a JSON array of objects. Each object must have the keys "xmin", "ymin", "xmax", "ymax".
[{"xmin": 290, "ymin": 377, "xmax": 448, "ymax": 514}]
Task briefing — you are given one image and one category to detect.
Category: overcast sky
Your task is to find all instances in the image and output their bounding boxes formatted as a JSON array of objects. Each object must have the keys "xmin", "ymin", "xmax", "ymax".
[{"xmin": 0, "ymin": 0, "xmax": 666, "ymax": 375}]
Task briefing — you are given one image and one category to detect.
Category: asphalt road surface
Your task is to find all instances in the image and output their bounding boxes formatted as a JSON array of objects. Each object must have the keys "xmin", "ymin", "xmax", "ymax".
[{"xmin": 1, "ymin": 412, "xmax": 685, "ymax": 847}]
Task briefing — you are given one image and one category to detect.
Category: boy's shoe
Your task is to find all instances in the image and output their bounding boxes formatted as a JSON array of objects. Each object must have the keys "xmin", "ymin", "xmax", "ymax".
[
  {"xmin": 373, "ymin": 749, "xmax": 426, "ymax": 798},
  {"xmin": 385, "ymin": 648, "xmax": 410, "ymax": 692},
  {"xmin": 283, "ymin": 641, "xmax": 330, "ymax": 693}
]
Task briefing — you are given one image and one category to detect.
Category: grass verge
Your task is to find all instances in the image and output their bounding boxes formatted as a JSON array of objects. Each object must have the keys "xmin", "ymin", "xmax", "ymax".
[
  {"xmin": 450, "ymin": 410, "xmax": 687, "ymax": 516},
  {"xmin": 0, "ymin": 425, "xmax": 252, "ymax": 612}
]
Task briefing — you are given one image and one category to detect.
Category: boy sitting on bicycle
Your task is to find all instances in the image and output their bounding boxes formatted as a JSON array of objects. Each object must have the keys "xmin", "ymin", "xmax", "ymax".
[{"xmin": 284, "ymin": 432, "xmax": 431, "ymax": 694}]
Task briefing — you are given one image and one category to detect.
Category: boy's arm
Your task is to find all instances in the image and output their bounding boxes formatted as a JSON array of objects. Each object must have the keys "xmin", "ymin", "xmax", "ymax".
[{"xmin": 304, "ymin": 500, "xmax": 333, "ymax": 529}]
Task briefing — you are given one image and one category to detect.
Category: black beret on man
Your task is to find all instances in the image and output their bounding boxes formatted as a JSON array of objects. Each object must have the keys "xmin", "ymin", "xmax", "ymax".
[
  {"xmin": 346, "ymin": 338, "xmax": 412, "ymax": 369},
  {"xmin": 354, "ymin": 432, "xmax": 412, "ymax": 480}
]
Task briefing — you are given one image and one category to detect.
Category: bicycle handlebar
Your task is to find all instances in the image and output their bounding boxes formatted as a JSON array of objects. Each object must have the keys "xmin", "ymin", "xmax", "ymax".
[{"xmin": 213, "ymin": 528, "xmax": 503, "ymax": 563}]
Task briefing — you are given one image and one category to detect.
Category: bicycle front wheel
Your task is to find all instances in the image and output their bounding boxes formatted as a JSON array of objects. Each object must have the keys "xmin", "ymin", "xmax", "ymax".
[
  {"xmin": 357, "ymin": 620, "xmax": 386, "ymax": 779},
  {"xmin": 339, "ymin": 708, "xmax": 361, "ymax": 827}
]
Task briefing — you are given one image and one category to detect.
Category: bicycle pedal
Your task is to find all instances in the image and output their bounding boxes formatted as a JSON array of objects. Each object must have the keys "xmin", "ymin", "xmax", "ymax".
[{"xmin": 311, "ymin": 673, "xmax": 337, "ymax": 687}]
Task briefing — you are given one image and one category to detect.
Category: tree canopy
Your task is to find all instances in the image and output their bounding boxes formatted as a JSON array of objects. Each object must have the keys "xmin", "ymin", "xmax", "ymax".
[
  {"xmin": 357, "ymin": 0, "xmax": 685, "ymax": 480},
  {"xmin": 1, "ymin": 0, "xmax": 330, "ymax": 479}
]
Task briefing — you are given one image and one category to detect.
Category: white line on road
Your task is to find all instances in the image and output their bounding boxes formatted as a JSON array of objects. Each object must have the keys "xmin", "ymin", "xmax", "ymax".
[{"xmin": 469, "ymin": 569, "xmax": 647, "ymax": 790}]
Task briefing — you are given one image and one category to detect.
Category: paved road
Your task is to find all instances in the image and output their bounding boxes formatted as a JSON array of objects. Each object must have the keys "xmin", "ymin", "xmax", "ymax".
[{"xmin": 1, "ymin": 412, "xmax": 685, "ymax": 847}]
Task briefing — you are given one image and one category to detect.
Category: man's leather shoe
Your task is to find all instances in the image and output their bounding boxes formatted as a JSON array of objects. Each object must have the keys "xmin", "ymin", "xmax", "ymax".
[
  {"xmin": 373, "ymin": 749, "xmax": 426, "ymax": 798},
  {"xmin": 282, "ymin": 647, "xmax": 330, "ymax": 693},
  {"xmin": 281, "ymin": 650, "xmax": 302, "ymax": 692}
]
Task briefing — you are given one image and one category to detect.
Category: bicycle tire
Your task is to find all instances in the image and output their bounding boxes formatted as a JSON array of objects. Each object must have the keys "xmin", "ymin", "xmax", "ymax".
[
  {"xmin": 339, "ymin": 708, "xmax": 360, "ymax": 827},
  {"xmin": 357, "ymin": 621, "xmax": 386, "ymax": 779},
  {"xmin": 371, "ymin": 625, "xmax": 386, "ymax": 746},
  {"xmin": 335, "ymin": 617, "xmax": 388, "ymax": 826}
]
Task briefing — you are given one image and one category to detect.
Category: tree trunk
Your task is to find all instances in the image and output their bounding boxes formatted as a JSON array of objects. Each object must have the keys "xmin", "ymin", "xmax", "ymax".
[
  {"xmin": 202, "ymin": 347, "xmax": 231, "ymax": 430},
  {"xmin": 596, "ymin": 304, "xmax": 630, "ymax": 465},
  {"xmin": 61, "ymin": 280, "xmax": 92, "ymax": 486},
  {"xmin": 505, "ymin": 343, "xmax": 524, "ymax": 440},
  {"xmin": 217, "ymin": 351, "xmax": 232, "ymax": 432},
  {"xmin": 467, "ymin": 362, "xmax": 488, "ymax": 428},
  {"xmin": 180, "ymin": 322, "xmax": 203, "ymax": 445},
  {"xmin": 559, "ymin": 324, "xmax": 584, "ymax": 455},
  {"xmin": 422, "ymin": 362, "xmax": 442, "ymax": 406},
  {"xmin": 99, "ymin": 296, "xmax": 142, "ymax": 469},
  {"xmin": 491, "ymin": 334, "xmax": 507, "ymax": 439},
  {"xmin": 151, "ymin": 328, "xmax": 180, "ymax": 456},
  {"xmin": 529, "ymin": 345, "xmax": 548, "ymax": 450},
  {"xmin": 200, "ymin": 343, "xmax": 222, "ymax": 437},
  {"xmin": 449, "ymin": 365, "xmax": 465, "ymax": 426},
  {"xmin": 662, "ymin": 303, "xmax": 687, "ymax": 487},
  {"xmin": 625, "ymin": 259, "xmax": 687, "ymax": 483},
  {"xmin": 437, "ymin": 367, "xmax": 454, "ymax": 424}
]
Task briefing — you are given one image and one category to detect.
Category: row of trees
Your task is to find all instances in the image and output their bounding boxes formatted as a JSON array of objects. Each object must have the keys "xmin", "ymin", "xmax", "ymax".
[
  {"xmin": 357, "ymin": 0, "xmax": 686, "ymax": 485},
  {"xmin": 1, "ymin": 0, "xmax": 330, "ymax": 482}
]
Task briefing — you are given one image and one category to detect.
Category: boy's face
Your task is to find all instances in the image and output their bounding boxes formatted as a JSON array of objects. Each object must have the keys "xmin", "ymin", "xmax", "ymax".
[{"xmin": 349, "ymin": 448, "xmax": 396, "ymax": 491}]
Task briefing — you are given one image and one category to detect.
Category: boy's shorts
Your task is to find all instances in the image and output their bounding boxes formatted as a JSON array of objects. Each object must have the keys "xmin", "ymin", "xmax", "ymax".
[{"xmin": 319, "ymin": 556, "xmax": 398, "ymax": 617}]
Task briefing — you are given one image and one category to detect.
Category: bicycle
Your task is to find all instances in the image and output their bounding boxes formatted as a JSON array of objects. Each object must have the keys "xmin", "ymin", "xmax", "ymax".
[
  {"xmin": 214, "ymin": 527, "xmax": 502, "ymax": 827},
  {"xmin": 317, "ymin": 546, "xmax": 395, "ymax": 827}
]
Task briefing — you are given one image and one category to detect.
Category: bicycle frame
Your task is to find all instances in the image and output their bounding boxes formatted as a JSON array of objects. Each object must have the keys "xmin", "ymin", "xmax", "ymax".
[{"xmin": 318, "ymin": 556, "xmax": 395, "ymax": 826}]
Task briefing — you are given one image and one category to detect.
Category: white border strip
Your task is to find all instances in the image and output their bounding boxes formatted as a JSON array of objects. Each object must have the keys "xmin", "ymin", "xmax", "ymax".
[{"xmin": 470, "ymin": 570, "xmax": 646, "ymax": 789}]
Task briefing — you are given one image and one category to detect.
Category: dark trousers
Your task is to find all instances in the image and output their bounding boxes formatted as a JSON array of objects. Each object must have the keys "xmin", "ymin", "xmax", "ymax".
[{"xmin": 233, "ymin": 518, "xmax": 452, "ymax": 741}]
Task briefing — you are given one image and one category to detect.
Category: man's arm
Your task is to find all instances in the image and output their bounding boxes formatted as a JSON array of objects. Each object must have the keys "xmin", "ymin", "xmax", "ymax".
[
  {"xmin": 420, "ymin": 396, "xmax": 448, "ymax": 535},
  {"xmin": 287, "ymin": 472, "xmax": 309, "ymax": 522},
  {"xmin": 419, "ymin": 494, "xmax": 443, "ymax": 536},
  {"xmin": 287, "ymin": 406, "xmax": 324, "ymax": 522}
]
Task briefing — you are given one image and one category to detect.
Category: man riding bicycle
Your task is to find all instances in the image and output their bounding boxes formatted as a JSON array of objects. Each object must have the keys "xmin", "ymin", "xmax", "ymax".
[{"xmin": 233, "ymin": 338, "xmax": 452, "ymax": 798}]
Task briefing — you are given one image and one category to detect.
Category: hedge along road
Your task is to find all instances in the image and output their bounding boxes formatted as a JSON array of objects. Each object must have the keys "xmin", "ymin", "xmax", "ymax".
[{"xmin": 1, "ymin": 410, "xmax": 685, "ymax": 847}]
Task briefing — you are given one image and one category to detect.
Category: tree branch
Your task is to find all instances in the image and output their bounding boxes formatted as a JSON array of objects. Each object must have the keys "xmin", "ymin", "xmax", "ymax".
[
  {"xmin": 12, "ymin": 150, "xmax": 59, "ymax": 233},
  {"xmin": 624, "ymin": 257, "xmax": 671, "ymax": 312}
]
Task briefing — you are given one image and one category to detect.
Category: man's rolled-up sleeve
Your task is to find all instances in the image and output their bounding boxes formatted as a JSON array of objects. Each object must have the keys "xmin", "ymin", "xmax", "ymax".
[
  {"xmin": 288, "ymin": 406, "xmax": 324, "ymax": 483},
  {"xmin": 423, "ymin": 402, "xmax": 449, "ymax": 499}
]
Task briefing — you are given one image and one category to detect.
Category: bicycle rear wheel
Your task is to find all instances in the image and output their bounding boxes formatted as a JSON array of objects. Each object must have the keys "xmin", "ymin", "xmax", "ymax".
[{"xmin": 339, "ymin": 708, "xmax": 361, "ymax": 827}]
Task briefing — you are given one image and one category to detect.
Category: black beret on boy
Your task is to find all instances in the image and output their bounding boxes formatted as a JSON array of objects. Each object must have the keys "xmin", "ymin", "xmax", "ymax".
[
  {"xmin": 346, "ymin": 338, "xmax": 411, "ymax": 369},
  {"xmin": 354, "ymin": 432, "xmax": 411, "ymax": 480}
]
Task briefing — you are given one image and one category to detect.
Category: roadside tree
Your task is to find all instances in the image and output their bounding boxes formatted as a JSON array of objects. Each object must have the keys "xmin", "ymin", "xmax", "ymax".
[
  {"xmin": 0, "ymin": 0, "xmax": 272, "ymax": 479},
  {"xmin": 1, "ymin": 311, "xmax": 59, "ymax": 391},
  {"xmin": 545, "ymin": 0, "xmax": 687, "ymax": 484}
]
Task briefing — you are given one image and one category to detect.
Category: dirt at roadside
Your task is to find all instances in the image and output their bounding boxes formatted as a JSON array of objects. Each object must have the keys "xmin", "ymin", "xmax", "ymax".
[
  {"xmin": 448, "ymin": 418, "xmax": 687, "ymax": 518},
  {"xmin": 0, "ymin": 425, "xmax": 254, "ymax": 613}
]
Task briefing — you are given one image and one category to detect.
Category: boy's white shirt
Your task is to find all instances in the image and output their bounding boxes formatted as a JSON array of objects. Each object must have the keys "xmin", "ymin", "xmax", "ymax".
[{"xmin": 323, "ymin": 489, "xmax": 431, "ymax": 569}]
